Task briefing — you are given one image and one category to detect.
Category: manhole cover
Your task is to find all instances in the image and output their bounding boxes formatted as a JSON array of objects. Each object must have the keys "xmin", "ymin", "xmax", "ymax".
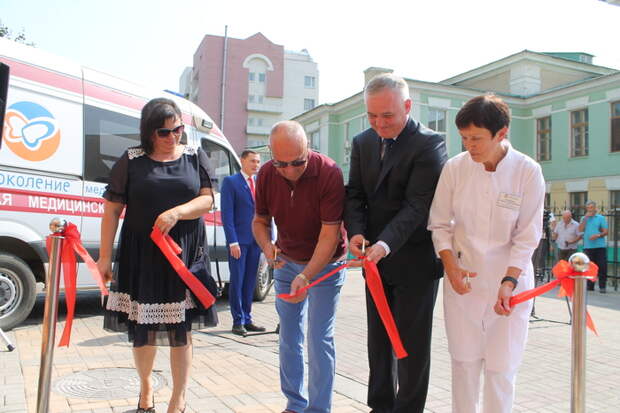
[{"xmin": 54, "ymin": 368, "xmax": 166, "ymax": 400}]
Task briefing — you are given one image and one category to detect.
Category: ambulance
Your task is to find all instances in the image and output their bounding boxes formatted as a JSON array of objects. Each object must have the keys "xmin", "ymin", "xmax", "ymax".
[{"xmin": 0, "ymin": 38, "xmax": 273, "ymax": 330}]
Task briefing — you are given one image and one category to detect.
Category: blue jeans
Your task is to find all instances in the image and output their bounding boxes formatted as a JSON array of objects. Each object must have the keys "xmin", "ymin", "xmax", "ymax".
[{"xmin": 275, "ymin": 260, "xmax": 346, "ymax": 413}]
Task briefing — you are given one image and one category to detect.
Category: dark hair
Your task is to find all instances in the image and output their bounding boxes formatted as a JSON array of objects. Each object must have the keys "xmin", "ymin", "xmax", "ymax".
[
  {"xmin": 140, "ymin": 98, "xmax": 182, "ymax": 154},
  {"xmin": 455, "ymin": 94, "xmax": 510, "ymax": 136},
  {"xmin": 240, "ymin": 149, "xmax": 258, "ymax": 159}
]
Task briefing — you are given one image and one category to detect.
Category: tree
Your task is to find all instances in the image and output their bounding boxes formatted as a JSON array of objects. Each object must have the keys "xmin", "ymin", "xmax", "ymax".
[{"xmin": 0, "ymin": 21, "xmax": 35, "ymax": 46}]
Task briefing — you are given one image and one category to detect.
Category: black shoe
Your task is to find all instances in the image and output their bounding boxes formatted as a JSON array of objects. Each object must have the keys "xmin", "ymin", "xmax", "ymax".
[
  {"xmin": 232, "ymin": 324, "xmax": 248, "ymax": 337},
  {"xmin": 600, "ymin": 288, "xmax": 607, "ymax": 294},
  {"xmin": 136, "ymin": 394, "xmax": 155, "ymax": 413},
  {"xmin": 245, "ymin": 323, "xmax": 266, "ymax": 332}
]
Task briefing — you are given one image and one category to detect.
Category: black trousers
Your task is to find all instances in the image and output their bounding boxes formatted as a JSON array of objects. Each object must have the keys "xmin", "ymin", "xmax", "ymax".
[
  {"xmin": 584, "ymin": 247, "xmax": 608, "ymax": 290},
  {"xmin": 366, "ymin": 277, "xmax": 439, "ymax": 413}
]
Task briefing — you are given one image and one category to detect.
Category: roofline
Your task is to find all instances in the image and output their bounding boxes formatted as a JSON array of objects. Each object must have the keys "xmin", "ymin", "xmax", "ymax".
[{"xmin": 440, "ymin": 49, "xmax": 617, "ymax": 85}]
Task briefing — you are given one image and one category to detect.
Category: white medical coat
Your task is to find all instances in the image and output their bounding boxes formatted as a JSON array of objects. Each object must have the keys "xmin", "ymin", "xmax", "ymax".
[{"xmin": 428, "ymin": 143, "xmax": 545, "ymax": 372}]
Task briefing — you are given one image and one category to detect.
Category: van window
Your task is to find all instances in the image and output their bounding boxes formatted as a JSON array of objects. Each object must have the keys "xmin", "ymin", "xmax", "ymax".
[
  {"xmin": 84, "ymin": 105, "xmax": 140, "ymax": 183},
  {"xmin": 201, "ymin": 138, "xmax": 239, "ymax": 192}
]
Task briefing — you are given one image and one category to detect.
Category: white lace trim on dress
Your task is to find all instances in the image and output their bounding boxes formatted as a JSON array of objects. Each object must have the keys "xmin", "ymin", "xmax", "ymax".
[
  {"xmin": 106, "ymin": 290, "xmax": 197, "ymax": 324},
  {"xmin": 127, "ymin": 146, "xmax": 196, "ymax": 160}
]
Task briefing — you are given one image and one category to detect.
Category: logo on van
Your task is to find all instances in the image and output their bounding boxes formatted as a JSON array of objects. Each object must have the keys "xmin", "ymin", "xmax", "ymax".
[{"xmin": 2, "ymin": 101, "xmax": 61, "ymax": 161}]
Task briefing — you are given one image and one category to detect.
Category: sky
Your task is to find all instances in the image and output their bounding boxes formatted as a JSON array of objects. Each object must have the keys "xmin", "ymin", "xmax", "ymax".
[{"xmin": 1, "ymin": 0, "xmax": 620, "ymax": 106}]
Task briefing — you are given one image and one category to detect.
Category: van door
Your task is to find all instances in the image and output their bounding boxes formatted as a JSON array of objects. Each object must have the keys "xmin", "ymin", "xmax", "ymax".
[
  {"xmin": 80, "ymin": 104, "xmax": 140, "ymax": 287},
  {"xmin": 200, "ymin": 137, "xmax": 240, "ymax": 284}
]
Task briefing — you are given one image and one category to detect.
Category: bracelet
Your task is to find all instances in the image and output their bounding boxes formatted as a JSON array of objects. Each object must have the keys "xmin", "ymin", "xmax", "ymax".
[
  {"xmin": 296, "ymin": 273, "xmax": 310, "ymax": 283},
  {"xmin": 501, "ymin": 276, "xmax": 518, "ymax": 290}
]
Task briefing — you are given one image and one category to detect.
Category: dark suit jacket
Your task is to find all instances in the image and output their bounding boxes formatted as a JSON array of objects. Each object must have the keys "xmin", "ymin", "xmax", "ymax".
[
  {"xmin": 345, "ymin": 118, "xmax": 447, "ymax": 285},
  {"xmin": 220, "ymin": 172, "xmax": 257, "ymax": 245}
]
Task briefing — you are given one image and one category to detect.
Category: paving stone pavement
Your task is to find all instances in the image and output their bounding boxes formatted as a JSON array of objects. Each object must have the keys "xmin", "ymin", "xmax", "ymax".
[{"xmin": 1, "ymin": 269, "xmax": 619, "ymax": 412}]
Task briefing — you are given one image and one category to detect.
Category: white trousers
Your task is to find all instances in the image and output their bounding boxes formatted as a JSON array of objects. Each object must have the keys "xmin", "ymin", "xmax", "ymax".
[{"xmin": 451, "ymin": 358, "xmax": 517, "ymax": 413}]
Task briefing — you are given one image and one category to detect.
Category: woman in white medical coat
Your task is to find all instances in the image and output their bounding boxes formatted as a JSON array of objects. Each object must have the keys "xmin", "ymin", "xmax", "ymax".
[{"xmin": 428, "ymin": 95, "xmax": 545, "ymax": 413}]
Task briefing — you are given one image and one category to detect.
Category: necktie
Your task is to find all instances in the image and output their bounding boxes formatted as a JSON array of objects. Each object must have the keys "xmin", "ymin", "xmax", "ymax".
[
  {"xmin": 381, "ymin": 138, "xmax": 395, "ymax": 160},
  {"xmin": 248, "ymin": 177, "xmax": 256, "ymax": 200}
]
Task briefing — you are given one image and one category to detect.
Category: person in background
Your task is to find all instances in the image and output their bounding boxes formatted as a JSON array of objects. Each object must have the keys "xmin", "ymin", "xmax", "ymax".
[
  {"xmin": 552, "ymin": 210, "xmax": 582, "ymax": 261},
  {"xmin": 578, "ymin": 200, "xmax": 608, "ymax": 293},
  {"xmin": 220, "ymin": 150, "xmax": 266, "ymax": 336}
]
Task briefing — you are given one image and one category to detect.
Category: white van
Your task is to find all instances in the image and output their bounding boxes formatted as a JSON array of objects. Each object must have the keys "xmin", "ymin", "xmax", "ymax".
[{"xmin": 0, "ymin": 38, "xmax": 273, "ymax": 330}]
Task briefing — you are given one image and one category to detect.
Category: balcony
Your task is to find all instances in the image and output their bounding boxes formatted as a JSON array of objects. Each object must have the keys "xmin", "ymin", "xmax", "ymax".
[{"xmin": 247, "ymin": 101, "xmax": 283, "ymax": 114}]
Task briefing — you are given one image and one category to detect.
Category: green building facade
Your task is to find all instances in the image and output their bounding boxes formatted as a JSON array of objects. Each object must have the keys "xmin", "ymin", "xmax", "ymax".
[{"xmin": 294, "ymin": 51, "xmax": 620, "ymax": 215}]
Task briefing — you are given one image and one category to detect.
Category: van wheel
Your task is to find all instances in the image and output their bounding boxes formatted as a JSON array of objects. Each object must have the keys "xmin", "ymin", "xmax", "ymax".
[
  {"xmin": 253, "ymin": 254, "xmax": 274, "ymax": 302},
  {"xmin": 0, "ymin": 254, "xmax": 37, "ymax": 331}
]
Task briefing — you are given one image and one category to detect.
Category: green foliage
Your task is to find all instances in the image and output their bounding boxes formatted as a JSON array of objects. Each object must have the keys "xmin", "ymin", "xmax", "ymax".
[{"xmin": 0, "ymin": 20, "xmax": 35, "ymax": 46}]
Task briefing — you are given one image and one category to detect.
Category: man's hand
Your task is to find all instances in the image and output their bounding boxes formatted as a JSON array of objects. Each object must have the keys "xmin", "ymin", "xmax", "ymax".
[
  {"xmin": 446, "ymin": 265, "xmax": 477, "ymax": 295},
  {"xmin": 589, "ymin": 233, "xmax": 600, "ymax": 241},
  {"xmin": 282, "ymin": 274, "xmax": 309, "ymax": 304},
  {"xmin": 229, "ymin": 244, "xmax": 241, "ymax": 259},
  {"xmin": 365, "ymin": 243, "xmax": 387, "ymax": 264},
  {"xmin": 263, "ymin": 242, "xmax": 285, "ymax": 269},
  {"xmin": 349, "ymin": 234, "xmax": 369, "ymax": 258},
  {"xmin": 494, "ymin": 282, "xmax": 515, "ymax": 316}
]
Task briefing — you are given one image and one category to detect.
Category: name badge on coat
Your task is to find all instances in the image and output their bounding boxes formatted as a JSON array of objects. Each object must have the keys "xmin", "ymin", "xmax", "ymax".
[{"xmin": 497, "ymin": 192, "xmax": 522, "ymax": 210}]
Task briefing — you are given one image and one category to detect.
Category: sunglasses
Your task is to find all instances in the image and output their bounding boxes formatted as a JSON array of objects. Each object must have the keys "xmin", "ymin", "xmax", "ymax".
[
  {"xmin": 272, "ymin": 158, "xmax": 307, "ymax": 168},
  {"xmin": 156, "ymin": 124, "xmax": 185, "ymax": 138}
]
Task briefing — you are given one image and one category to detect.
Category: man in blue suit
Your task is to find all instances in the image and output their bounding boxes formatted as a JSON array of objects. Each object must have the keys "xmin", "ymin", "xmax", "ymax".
[{"xmin": 221, "ymin": 150, "xmax": 266, "ymax": 336}]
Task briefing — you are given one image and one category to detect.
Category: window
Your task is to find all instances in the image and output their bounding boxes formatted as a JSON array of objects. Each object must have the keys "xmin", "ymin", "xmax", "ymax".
[
  {"xmin": 304, "ymin": 76, "xmax": 316, "ymax": 88},
  {"xmin": 248, "ymin": 117, "xmax": 255, "ymax": 126},
  {"xmin": 428, "ymin": 108, "xmax": 446, "ymax": 139},
  {"xmin": 257, "ymin": 118, "xmax": 264, "ymax": 127},
  {"xmin": 362, "ymin": 115, "xmax": 369, "ymax": 130},
  {"xmin": 570, "ymin": 191, "xmax": 588, "ymax": 217},
  {"xmin": 310, "ymin": 131, "xmax": 320, "ymax": 151},
  {"xmin": 84, "ymin": 105, "xmax": 140, "ymax": 183},
  {"xmin": 257, "ymin": 95, "xmax": 264, "ymax": 104},
  {"xmin": 537, "ymin": 116, "xmax": 552, "ymax": 161},
  {"xmin": 612, "ymin": 101, "xmax": 620, "ymax": 152},
  {"xmin": 200, "ymin": 139, "xmax": 239, "ymax": 193},
  {"xmin": 258, "ymin": 73, "xmax": 266, "ymax": 83},
  {"xmin": 248, "ymin": 95, "xmax": 255, "ymax": 103},
  {"xmin": 304, "ymin": 98, "xmax": 315, "ymax": 111},
  {"xmin": 248, "ymin": 72, "xmax": 255, "ymax": 81},
  {"xmin": 545, "ymin": 193, "xmax": 551, "ymax": 209},
  {"xmin": 571, "ymin": 109, "xmax": 588, "ymax": 157}
]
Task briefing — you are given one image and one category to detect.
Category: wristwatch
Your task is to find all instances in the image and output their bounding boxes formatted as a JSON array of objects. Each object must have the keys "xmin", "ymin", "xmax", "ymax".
[
  {"xmin": 501, "ymin": 276, "xmax": 518, "ymax": 290},
  {"xmin": 296, "ymin": 273, "xmax": 310, "ymax": 283}
]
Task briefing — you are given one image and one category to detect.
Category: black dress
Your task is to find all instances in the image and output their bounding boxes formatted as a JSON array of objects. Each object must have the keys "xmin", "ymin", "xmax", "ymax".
[{"xmin": 102, "ymin": 145, "xmax": 217, "ymax": 347}]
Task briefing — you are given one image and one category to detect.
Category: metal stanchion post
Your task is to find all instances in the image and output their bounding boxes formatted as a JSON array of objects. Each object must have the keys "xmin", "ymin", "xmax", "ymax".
[
  {"xmin": 36, "ymin": 218, "xmax": 66, "ymax": 413},
  {"xmin": 568, "ymin": 252, "xmax": 590, "ymax": 413}
]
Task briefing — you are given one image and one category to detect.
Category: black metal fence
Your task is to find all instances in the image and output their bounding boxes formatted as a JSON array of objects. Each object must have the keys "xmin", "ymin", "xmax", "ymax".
[{"xmin": 533, "ymin": 205, "xmax": 620, "ymax": 291}]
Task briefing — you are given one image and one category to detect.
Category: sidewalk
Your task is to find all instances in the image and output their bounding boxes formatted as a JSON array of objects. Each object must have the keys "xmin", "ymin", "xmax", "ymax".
[{"xmin": 1, "ymin": 270, "xmax": 619, "ymax": 412}]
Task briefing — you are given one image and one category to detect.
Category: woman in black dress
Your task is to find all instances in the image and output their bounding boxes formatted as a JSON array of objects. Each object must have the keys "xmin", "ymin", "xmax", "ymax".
[{"xmin": 97, "ymin": 98, "xmax": 217, "ymax": 413}]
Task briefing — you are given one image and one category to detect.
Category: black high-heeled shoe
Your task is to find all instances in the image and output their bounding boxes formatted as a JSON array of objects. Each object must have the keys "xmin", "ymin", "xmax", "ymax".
[{"xmin": 136, "ymin": 394, "xmax": 156, "ymax": 413}]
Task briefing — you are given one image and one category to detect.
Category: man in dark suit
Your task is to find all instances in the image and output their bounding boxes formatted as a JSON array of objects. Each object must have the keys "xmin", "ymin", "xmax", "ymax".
[
  {"xmin": 345, "ymin": 74, "xmax": 447, "ymax": 413},
  {"xmin": 221, "ymin": 149, "xmax": 266, "ymax": 336}
]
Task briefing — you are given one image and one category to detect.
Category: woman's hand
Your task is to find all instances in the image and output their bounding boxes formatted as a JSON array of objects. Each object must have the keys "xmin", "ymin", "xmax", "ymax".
[
  {"xmin": 494, "ymin": 282, "xmax": 515, "ymax": 316},
  {"xmin": 446, "ymin": 265, "xmax": 476, "ymax": 295},
  {"xmin": 96, "ymin": 258, "xmax": 113, "ymax": 283},
  {"xmin": 154, "ymin": 208, "xmax": 180, "ymax": 235}
]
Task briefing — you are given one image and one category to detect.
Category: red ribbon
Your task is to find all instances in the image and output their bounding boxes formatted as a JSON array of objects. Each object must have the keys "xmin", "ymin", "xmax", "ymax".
[
  {"xmin": 45, "ymin": 222, "xmax": 108, "ymax": 347},
  {"xmin": 150, "ymin": 228, "xmax": 216, "ymax": 309},
  {"xmin": 510, "ymin": 260, "xmax": 599, "ymax": 335},
  {"xmin": 278, "ymin": 258, "xmax": 408, "ymax": 359}
]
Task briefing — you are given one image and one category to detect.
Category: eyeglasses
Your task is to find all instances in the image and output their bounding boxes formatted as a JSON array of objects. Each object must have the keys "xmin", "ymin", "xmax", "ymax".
[
  {"xmin": 156, "ymin": 124, "xmax": 185, "ymax": 138},
  {"xmin": 272, "ymin": 158, "xmax": 307, "ymax": 168}
]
